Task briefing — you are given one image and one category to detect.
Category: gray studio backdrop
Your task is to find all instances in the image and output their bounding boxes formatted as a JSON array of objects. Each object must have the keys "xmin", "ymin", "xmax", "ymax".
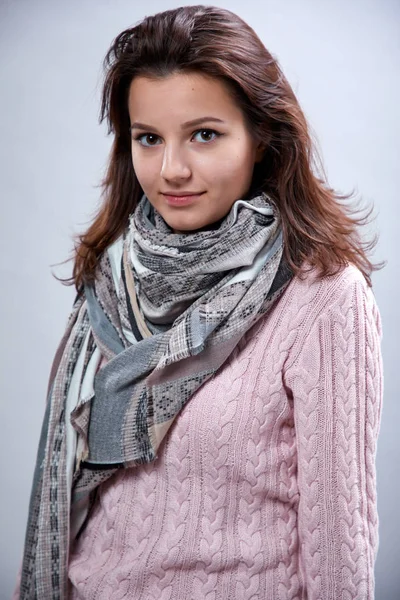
[{"xmin": 0, "ymin": 0, "xmax": 398, "ymax": 598}]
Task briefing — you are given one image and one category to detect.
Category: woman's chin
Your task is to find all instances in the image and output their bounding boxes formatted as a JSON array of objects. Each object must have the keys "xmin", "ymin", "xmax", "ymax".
[
  {"xmin": 159, "ymin": 209, "xmax": 226, "ymax": 234},
  {"xmin": 169, "ymin": 218, "xmax": 223, "ymax": 234}
]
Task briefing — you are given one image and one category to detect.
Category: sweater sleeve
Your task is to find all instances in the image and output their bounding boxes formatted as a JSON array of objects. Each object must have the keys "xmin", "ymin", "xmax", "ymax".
[
  {"xmin": 286, "ymin": 275, "xmax": 383, "ymax": 600},
  {"xmin": 11, "ymin": 562, "xmax": 21, "ymax": 600}
]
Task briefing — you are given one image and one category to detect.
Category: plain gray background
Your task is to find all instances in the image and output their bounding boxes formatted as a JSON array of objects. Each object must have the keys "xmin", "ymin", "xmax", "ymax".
[{"xmin": 1, "ymin": 0, "xmax": 398, "ymax": 597}]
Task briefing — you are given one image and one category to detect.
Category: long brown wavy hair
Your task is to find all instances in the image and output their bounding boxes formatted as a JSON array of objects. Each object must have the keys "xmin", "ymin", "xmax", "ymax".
[{"xmin": 68, "ymin": 4, "xmax": 384, "ymax": 291}]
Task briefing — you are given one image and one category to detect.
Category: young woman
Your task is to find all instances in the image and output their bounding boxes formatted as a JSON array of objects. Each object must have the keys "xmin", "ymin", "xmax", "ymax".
[{"xmin": 15, "ymin": 4, "xmax": 384, "ymax": 599}]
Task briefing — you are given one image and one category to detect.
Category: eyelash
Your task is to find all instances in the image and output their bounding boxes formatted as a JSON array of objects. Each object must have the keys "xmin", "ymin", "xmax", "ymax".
[{"xmin": 133, "ymin": 128, "xmax": 222, "ymax": 147}]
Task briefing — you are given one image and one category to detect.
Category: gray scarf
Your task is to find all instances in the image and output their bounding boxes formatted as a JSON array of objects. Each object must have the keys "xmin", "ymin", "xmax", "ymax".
[{"xmin": 19, "ymin": 191, "xmax": 293, "ymax": 599}]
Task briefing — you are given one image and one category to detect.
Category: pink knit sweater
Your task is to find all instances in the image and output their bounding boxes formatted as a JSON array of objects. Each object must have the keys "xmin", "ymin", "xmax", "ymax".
[{"xmin": 14, "ymin": 263, "xmax": 384, "ymax": 599}]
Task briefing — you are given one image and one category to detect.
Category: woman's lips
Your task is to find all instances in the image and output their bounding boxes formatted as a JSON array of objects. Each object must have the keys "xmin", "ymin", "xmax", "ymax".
[{"xmin": 162, "ymin": 192, "xmax": 205, "ymax": 206}]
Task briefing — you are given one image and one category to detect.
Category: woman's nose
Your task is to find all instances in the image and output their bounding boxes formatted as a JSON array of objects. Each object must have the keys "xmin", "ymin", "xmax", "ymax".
[{"xmin": 160, "ymin": 144, "xmax": 192, "ymax": 181}]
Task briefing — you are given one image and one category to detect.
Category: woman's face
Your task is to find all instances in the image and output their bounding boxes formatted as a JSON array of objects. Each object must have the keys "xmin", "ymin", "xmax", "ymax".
[{"xmin": 128, "ymin": 71, "xmax": 265, "ymax": 232}]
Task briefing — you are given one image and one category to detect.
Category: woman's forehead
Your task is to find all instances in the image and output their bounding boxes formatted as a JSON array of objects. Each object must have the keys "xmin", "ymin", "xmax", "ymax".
[{"xmin": 128, "ymin": 73, "xmax": 244, "ymax": 126}]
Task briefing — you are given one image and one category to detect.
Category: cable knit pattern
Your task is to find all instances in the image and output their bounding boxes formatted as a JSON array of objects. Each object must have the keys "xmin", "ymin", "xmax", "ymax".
[{"xmin": 64, "ymin": 263, "xmax": 383, "ymax": 600}]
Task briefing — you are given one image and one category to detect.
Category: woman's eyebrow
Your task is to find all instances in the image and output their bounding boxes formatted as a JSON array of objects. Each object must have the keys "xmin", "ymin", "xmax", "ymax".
[{"xmin": 130, "ymin": 116, "xmax": 225, "ymax": 131}]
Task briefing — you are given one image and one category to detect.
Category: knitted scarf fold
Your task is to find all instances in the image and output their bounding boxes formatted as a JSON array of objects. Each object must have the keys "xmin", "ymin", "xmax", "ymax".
[{"xmin": 19, "ymin": 191, "xmax": 293, "ymax": 599}]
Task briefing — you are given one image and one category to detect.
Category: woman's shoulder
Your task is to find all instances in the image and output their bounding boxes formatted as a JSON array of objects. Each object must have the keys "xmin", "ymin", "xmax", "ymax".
[
  {"xmin": 282, "ymin": 261, "xmax": 374, "ymax": 318},
  {"xmin": 249, "ymin": 261, "xmax": 380, "ymax": 366}
]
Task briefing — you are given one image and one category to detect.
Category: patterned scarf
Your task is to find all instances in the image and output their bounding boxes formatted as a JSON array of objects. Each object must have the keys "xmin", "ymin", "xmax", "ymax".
[{"xmin": 19, "ymin": 191, "xmax": 293, "ymax": 599}]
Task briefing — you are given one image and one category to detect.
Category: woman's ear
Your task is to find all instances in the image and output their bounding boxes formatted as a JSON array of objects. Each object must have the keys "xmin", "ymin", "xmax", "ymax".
[
  {"xmin": 255, "ymin": 142, "xmax": 267, "ymax": 163},
  {"xmin": 254, "ymin": 130, "xmax": 273, "ymax": 163}
]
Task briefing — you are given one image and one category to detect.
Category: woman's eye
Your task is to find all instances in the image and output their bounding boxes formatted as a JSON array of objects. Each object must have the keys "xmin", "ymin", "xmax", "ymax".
[
  {"xmin": 135, "ymin": 133, "xmax": 160, "ymax": 147},
  {"xmin": 134, "ymin": 128, "xmax": 220, "ymax": 147},
  {"xmin": 192, "ymin": 129, "xmax": 220, "ymax": 143}
]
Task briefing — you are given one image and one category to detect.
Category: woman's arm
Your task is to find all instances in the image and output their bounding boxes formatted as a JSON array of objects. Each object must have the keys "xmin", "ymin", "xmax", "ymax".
[{"xmin": 287, "ymin": 274, "xmax": 383, "ymax": 599}]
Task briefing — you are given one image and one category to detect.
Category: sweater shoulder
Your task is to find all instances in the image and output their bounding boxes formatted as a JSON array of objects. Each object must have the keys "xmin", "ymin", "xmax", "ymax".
[
  {"xmin": 290, "ymin": 262, "xmax": 371, "ymax": 306},
  {"xmin": 248, "ymin": 263, "xmax": 380, "ymax": 372},
  {"xmin": 281, "ymin": 262, "xmax": 375, "ymax": 323}
]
